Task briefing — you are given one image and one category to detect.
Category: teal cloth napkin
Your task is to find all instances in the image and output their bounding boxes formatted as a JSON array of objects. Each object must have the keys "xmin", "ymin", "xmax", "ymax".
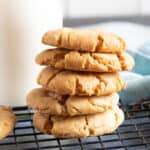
[{"xmin": 119, "ymin": 42, "xmax": 150, "ymax": 104}]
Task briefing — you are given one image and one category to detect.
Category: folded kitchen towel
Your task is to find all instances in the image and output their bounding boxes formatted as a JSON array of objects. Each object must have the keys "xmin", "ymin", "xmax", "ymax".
[{"xmin": 120, "ymin": 42, "xmax": 150, "ymax": 104}]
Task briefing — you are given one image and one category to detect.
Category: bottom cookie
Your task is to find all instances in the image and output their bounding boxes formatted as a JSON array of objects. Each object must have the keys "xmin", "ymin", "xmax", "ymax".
[
  {"xmin": 33, "ymin": 106, "xmax": 124, "ymax": 138},
  {"xmin": 0, "ymin": 105, "xmax": 16, "ymax": 139}
]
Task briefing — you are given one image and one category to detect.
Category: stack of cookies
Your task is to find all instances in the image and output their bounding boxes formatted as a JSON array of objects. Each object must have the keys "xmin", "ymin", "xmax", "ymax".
[{"xmin": 27, "ymin": 28, "xmax": 134, "ymax": 138}]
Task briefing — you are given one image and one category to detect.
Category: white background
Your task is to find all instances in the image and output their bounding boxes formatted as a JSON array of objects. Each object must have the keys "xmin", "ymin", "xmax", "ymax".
[
  {"xmin": 63, "ymin": 0, "xmax": 150, "ymax": 18},
  {"xmin": 0, "ymin": 0, "xmax": 62, "ymax": 106}
]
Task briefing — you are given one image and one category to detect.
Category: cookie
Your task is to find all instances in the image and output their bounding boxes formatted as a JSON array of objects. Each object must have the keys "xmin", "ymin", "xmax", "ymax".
[
  {"xmin": 27, "ymin": 88, "xmax": 119, "ymax": 116},
  {"xmin": 33, "ymin": 106, "xmax": 124, "ymax": 138},
  {"xmin": 37, "ymin": 67, "xmax": 126, "ymax": 96},
  {"xmin": 0, "ymin": 105, "xmax": 16, "ymax": 139},
  {"xmin": 35, "ymin": 48, "xmax": 134, "ymax": 72},
  {"xmin": 42, "ymin": 28, "xmax": 126, "ymax": 53}
]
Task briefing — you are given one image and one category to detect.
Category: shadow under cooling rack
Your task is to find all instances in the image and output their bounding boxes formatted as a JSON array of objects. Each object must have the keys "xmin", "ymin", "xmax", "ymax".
[{"xmin": 0, "ymin": 101, "xmax": 150, "ymax": 150}]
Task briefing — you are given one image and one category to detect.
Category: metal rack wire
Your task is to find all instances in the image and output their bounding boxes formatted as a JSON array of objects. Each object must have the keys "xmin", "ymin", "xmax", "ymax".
[{"xmin": 0, "ymin": 101, "xmax": 150, "ymax": 150}]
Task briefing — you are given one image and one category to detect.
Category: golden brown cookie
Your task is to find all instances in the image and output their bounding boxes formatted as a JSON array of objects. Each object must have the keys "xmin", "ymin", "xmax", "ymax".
[
  {"xmin": 37, "ymin": 67, "xmax": 126, "ymax": 96},
  {"xmin": 42, "ymin": 28, "xmax": 126, "ymax": 53},
  {"xmin": 0, "ymin": 105, "xmax": 16, "ymax": 139},
  {"xmin": 35, "ymin": 48, "xmax": 134, "ymax": 72},
  {"xmin": 27, "ymin": 88, "xmax": 119, "ymax": 116},
  {"xmin": 33, "ymin": 106, "xmax": 124, "ymax": 138}
]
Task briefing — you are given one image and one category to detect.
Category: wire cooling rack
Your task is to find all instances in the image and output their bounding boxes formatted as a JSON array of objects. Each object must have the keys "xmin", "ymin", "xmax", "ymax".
[{"xmin": 0, "ymin": 101, "xmax": 150, "ymax": 150}]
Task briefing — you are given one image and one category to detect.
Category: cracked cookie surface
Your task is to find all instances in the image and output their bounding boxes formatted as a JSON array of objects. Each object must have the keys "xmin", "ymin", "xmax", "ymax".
[
  {"xmin": 0, "ymin": 105, "xmax": 16, "ymax": 139},
  {"xmin": 42, "ymin": 28, "xmax": 126, "ymax": 53},
  {"xmin": 37, "ymin": 67, "xmax": 126, "ymax": 96},
  {"xmin": 33, "ymin": 106, "xmax": 124, "ymax": 138},
  {"xmin": 27, "ymin": 88, "xmax": 119, "ymax": 116},
  {"xmin": 35, "ymin": 48, "xmax": 134, "ymax": 72}
]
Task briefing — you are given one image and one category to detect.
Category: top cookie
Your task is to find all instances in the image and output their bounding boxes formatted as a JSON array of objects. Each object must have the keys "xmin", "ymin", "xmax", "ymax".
[
  {"xmin": 0, "ymin": 105, "xmax": 16, "ymax": 139},
  {"xmin": 42, "ymin": 28, "xmax": 126, "ymax": 53}
]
